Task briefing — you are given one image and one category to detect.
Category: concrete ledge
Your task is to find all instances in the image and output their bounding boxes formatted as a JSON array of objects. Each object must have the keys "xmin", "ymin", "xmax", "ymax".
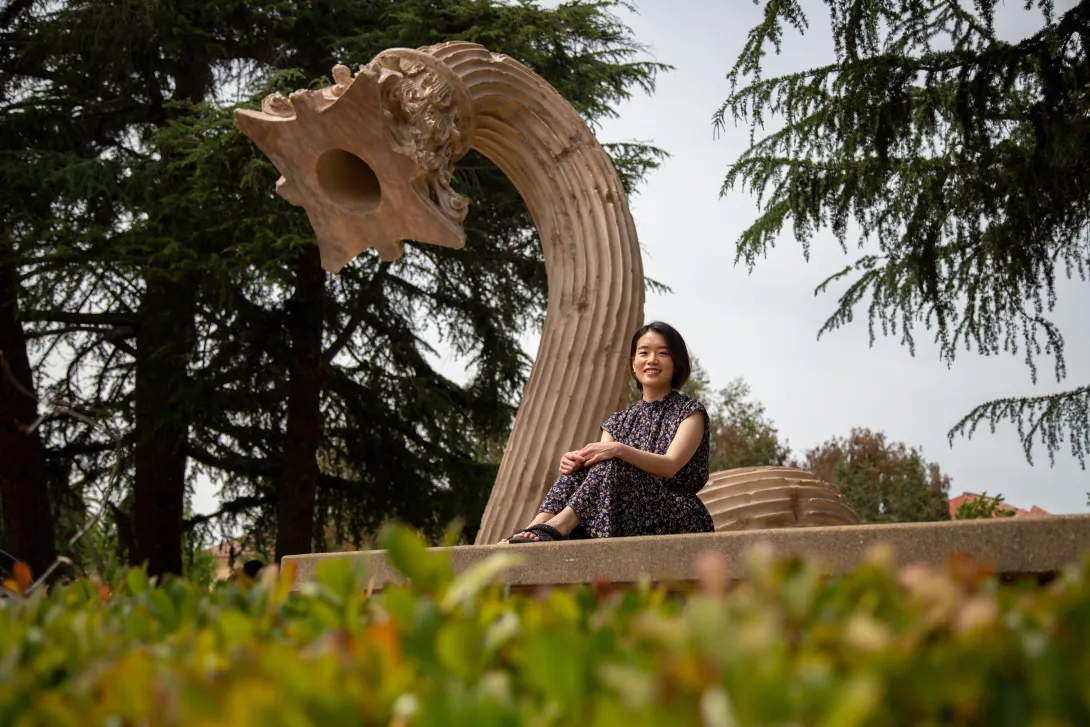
[{"xmin": 283, "ymin": 515, "xmax": 1090, "ymax": 590}]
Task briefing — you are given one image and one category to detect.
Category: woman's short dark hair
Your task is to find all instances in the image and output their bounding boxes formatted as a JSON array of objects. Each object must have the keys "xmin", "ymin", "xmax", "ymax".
[{"xmin": 629, "ymin": 321, "xmax": 692, "ymax": 391}]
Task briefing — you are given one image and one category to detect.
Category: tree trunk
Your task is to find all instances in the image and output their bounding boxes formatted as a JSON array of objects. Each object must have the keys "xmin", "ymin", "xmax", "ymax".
[
  {"xmin": 0, "ymin": 263, "xmax": 56, "ymax": 577},
  {"xmin": 275, "ymin": 244, "xmax": 325, "ymax": 561},
  {"xmin": 127, "ymin": 42, "xmax": 211, "ymax": 580},
  {"xmin": 132, "ymin": 275, "xmax": 197, "ymax": 578}
]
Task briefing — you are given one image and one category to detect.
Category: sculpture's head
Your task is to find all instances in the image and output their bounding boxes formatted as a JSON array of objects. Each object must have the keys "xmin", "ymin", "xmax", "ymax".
[{"xmin": 233, "ymin": 50, "xmax": 477, "ymax": 272}]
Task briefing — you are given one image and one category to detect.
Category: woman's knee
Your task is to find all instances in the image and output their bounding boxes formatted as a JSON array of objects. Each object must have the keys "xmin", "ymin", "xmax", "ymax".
[{"xmin": 587, "ymin": 459, "xmax": 618, "ymax": 476}]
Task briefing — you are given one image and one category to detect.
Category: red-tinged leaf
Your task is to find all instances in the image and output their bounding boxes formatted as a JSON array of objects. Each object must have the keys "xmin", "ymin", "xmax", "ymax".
[
  {"xmin": 947, "ymin": 552, "xmax": 994, "ymax": 587},
  {"xmin": 367, "ymin": 620, "xmax": 401, "ymax": 667},
  {"xmin": 13, "ymin": 561, "xmax": 32, "ymax": 592},
  {"xmin": 591, "ymin": 578, "xmax": 615, "ymax": 601}
]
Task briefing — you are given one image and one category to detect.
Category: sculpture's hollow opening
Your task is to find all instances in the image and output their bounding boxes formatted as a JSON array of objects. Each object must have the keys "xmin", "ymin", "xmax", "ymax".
[{"xmin": 315, "ymin": 149, "xmax": 382, "ymax": 213}]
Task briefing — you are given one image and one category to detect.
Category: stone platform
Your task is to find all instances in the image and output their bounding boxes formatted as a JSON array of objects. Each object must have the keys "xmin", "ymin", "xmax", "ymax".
[{"xmin": 283, "ymin": 515, "xmax": 1090, "ymax": 590}]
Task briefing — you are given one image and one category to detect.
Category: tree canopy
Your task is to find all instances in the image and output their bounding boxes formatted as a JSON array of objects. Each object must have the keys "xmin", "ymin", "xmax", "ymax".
[
  {"xmin": 718, "ymin": 0, "xmax": 1090, "ymax": 469},
  {"xmin": 797, "ymin": 428, "xmax": 952, "ymax": 524}
]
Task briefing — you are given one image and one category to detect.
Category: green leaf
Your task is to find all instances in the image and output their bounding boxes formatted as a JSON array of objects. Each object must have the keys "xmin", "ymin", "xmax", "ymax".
[
  {"xmin": 124, "ymin": 569, "xmax": 149, "ymax": 597},
  {"xmin": 219, "ymin": 610, "xmax": 254, "ymax": 646},
  {"xmin": 519, "ymin": 627, "xmax": 588, "ymax": 704},
  {"xmin": 819, "ymin": 675, "xmax": 883, "ymax": 727},
  {"xmin": 379, "ymin": 523, "xmax": 451, "ymax": 593},
  {"xmin": 435, "ymin": 620, "xmax": 486, "ymax": 681},
  {"xmin": 148, "ymin": 588, "xmax": 179, "ymax": 633},
  {"xmin": 314, "ymin": 557, "xmax": 366, "ymax": 603},
  {"xmin": 440, "ymin": 553, "xmax": 523, "ymax": 612}
]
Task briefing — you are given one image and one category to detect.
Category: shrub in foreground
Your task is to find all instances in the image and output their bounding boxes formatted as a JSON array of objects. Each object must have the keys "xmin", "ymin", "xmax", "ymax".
[{"xmin": 2, "ymin": 526, "xmax": 1089, "ymax": 726}]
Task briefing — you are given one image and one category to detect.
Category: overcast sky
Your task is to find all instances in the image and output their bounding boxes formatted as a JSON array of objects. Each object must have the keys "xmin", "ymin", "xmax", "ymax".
[
  {"xmin": 190, "ymin": 0, "xmax": 1088, "ymax": 518},
  {"xmin": 574, "ymin": 0, "xmax": 1088, "ymax": 514}
]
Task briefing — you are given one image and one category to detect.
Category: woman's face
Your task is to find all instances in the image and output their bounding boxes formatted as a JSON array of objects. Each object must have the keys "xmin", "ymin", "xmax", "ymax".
[{"xmin": 632, "ymin": 330, "xmax": 674, "ymax": 390}]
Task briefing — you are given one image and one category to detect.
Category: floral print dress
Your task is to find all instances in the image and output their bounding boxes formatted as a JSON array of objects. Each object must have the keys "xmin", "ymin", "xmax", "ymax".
[{"xmin": 538, "ymin": 390, "xmax": 715, "ymax": 538}]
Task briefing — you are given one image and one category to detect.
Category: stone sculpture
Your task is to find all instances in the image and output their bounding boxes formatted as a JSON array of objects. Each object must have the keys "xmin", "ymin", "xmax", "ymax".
[
  {"xmin": 235, "ymin": 42, "xmax": 643, "ymax": 544},
  {"xmin": 697, "ymin": 466, "xmax": 859, "ymax": 530},
  {"xmin": 234, "ymin": 42, "xmax": 858, "ymax": 544}
]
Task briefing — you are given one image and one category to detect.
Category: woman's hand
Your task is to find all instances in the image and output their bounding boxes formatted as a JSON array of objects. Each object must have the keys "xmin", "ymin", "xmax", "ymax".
[
  {"xmin": 576, "ymin": 441, "xmax": 622, "ymax": 467},
  {"xmin": 558, "ymin": 450, "xmax": 586, "ymax": 475}
]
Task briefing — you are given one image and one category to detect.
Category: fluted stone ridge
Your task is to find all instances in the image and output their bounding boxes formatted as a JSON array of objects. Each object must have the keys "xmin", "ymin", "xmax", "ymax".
[
  {"xmin": 698, "ymin": 466, "xmax": 860, "ymax": 531},
  {"xmin": 425, "ymin": 42, "xmax": 644, "ymax": 543}
]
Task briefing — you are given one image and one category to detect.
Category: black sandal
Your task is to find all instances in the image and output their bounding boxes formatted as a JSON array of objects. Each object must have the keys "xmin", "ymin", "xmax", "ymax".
[
  {"xmin": 506, "ymin": 525, "xmax": 538, "ymax": 544},
  {"xmin": 508, "ymin": 523, "xmax": 568, "ymax": 543}
]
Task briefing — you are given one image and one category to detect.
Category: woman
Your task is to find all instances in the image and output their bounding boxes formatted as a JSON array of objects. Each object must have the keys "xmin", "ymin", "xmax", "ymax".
[{"xmin": 502, "ymin": 321, "xmax": 714, "ymax": 543}]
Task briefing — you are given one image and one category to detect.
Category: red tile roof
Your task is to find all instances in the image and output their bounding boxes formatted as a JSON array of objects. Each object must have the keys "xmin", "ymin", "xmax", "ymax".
[
  {"xmin": 207, "ymin": 538, "xmax": 256, "ymax": 558},
  {"xmin": 948, "ymin": 492, "xmax": 1052, "ymax": 519}
]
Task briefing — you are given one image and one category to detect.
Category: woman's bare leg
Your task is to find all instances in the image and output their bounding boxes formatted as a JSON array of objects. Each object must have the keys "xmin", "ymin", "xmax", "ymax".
[{"xmin": 543, "ymin": 507, "xmax": 580, "ymax": 535}]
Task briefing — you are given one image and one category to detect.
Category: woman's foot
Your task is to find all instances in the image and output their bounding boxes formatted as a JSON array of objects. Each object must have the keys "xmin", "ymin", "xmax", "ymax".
[
  {"xmin": 510, "ymin": 524, "xmax": 567, "ymax": 542},
  {"xmin": 499, "ymin": 512, "xmax": 553, "ymax": 544},
  {"xmin": 502, "ymin": 507, "xmax": 581, "ymax": 544}
]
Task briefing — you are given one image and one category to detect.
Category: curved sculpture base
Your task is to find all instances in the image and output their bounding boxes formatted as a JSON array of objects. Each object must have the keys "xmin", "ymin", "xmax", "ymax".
[{"xmin": 698, "ymin": 466, "xmax": 859, "ymax": 532}]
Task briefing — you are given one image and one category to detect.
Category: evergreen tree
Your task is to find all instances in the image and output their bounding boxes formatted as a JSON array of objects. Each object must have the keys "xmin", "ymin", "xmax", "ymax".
[{"xmin": 718, "ymin": 0, "xmax": 1090, "ymax": 469}]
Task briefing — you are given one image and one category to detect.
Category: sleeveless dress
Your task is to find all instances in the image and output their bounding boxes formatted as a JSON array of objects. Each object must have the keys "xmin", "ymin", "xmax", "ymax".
[{"xmin": 538, "ymin": 390, "xmax": 715, "ymax": 538}]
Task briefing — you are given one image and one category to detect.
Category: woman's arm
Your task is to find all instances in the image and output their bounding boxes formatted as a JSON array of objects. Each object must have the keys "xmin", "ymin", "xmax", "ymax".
[{"xmin": 577, "ymin": 411, "xmax": 704, "ymax": 479}]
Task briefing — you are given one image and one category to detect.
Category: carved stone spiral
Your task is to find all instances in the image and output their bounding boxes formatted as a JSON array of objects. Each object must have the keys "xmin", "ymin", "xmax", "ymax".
[{"xmin": 234, "ymin": 41, "xmax": 643, "ymax": 544}]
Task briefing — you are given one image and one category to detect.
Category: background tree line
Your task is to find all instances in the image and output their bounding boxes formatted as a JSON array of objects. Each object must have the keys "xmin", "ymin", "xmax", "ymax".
[{"xmin": 674, "ymin": 362, "xmax": 953, "ymax": 525}]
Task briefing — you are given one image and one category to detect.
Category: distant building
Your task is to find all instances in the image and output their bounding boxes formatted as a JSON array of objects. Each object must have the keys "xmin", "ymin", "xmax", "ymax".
[
  {"xmin": 948, "ymin": 492, "xmax": 1052, "ymax": 519},
  {"xmin": 208, "ymin": 539, "xmax": 258, "ymax": 581}
]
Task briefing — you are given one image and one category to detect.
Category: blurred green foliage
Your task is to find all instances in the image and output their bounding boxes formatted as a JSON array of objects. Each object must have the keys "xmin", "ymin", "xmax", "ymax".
[{"xmin": 2, "ymin": 524, "xmax": 1089, "ymax": 725}]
